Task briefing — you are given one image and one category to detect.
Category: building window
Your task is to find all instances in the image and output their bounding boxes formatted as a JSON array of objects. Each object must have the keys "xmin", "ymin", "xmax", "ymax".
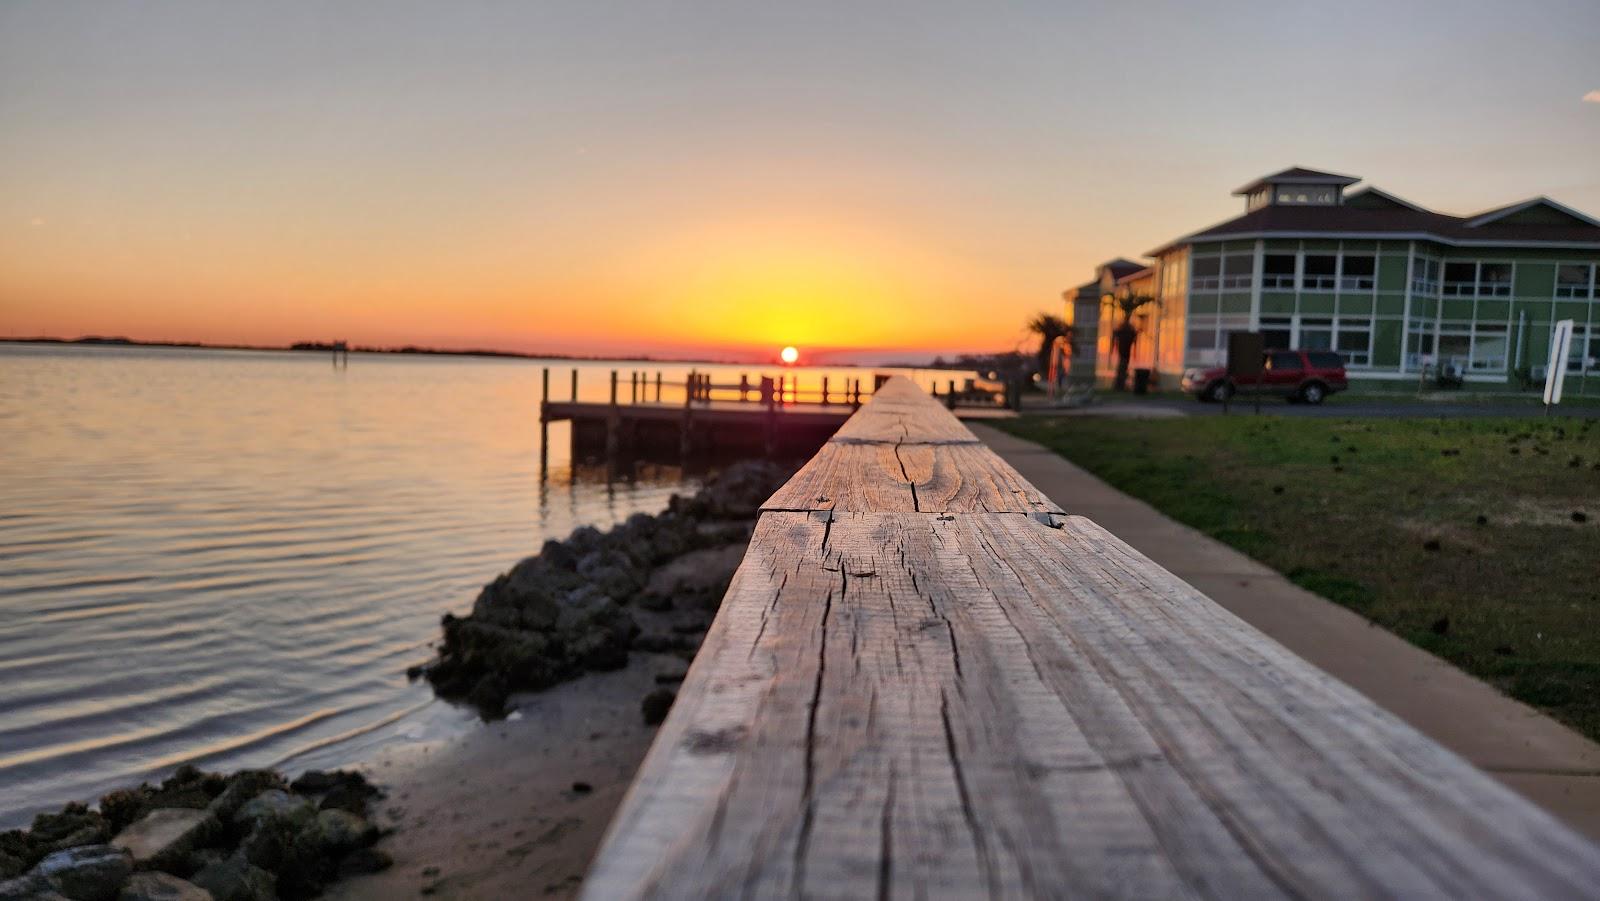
[
  {"xmin": 1262, "ymin": 254, "xmax": 1295, "ymax": 289},
  {"xmin": 1563, "ymin": 325, "xmax": 1592, "ymax": 372},
  {"xmin": 1479, "ymin": 263, "xmax": 1512, "ymax": 297},
  {"xmin": 1260, "ymin": 316, "xmax": 1292, "ymax": 349},
  {"xmin": 1442, "ymin": 261, "xmax": 1512, "ymax": 297},
  {"xmin": 1442, "ymin": 262, "xmax": 1476, "ymax": 296},
  {"xmin": 1412, "ymin": 258, "xmax": 1440, "ymax": 294},
  {"xmin": 1302, "ymin": 255, "xmax": 1337, "ymax": 291},
  {"xmin": 1405, "ymin": 323, "xmax": 1435, "ymax": 370},
  {"xmin": 1299, "ymin": 317, "xmax": 1334, "ymax": 351},
  {"xmin": 1336, "ymin": 318, "xmax": 1372, "ymax": 366},
  {"xmin": 1434, "ymin": 321, "xmax": 1508, "ymax": 372},
  {"xmin": 1192, "ymin": 256, "xmax": 1221, "ymax": 292},
  {"xmin": 1470, "ymin": 323, "xmax": 1508, "ymax": 371},
  {"xmin": 1339, "ymin": 255, "xmax": 1376, "ymax": 291},
  {"xmin": 1221, "ymin": 254, "xmax": 1254, "ymax": 289},
  {"xmin": 1184, "ymin": 315, "xmax": 1251, "ymax": 366},
  {"xmin": 1274, "ymin": 185, "xmax": 1337, "ymax": 205},
  {"xmin": 1437, "ymin": 324, "xmax": 1472, "ymax": 374},
  {"xmin": 1556, "ymin": 264, "xmax": 1596, "ymax": 299},
  {"xmin": 1583, "ymin": 329, "xmax": 1600, "ymax": 373}
]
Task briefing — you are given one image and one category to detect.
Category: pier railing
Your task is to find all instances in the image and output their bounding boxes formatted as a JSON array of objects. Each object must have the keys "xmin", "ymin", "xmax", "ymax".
[
  {"xmin": 541, "ymin": 367, "xmax": 1008, "ymax": 413},
  {"xmin": 582, "ymin": 376, "xmax": 1600, "ymax": 898},
  {"xmin": 538, "ymin": 368, "xmax": 1010, "ymax": 467},
  {"xmin": 539, "ymin": 367, "xmax": 872, "ymax": 411}
]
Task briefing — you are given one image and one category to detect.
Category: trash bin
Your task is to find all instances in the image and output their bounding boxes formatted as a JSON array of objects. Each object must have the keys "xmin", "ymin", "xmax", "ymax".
[{"xmin": 1132, "ymin": 368, "xmax": 1152, "ymax": 395}]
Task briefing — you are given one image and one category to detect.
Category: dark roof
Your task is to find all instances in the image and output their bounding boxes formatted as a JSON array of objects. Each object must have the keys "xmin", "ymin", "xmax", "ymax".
[
  {"xmin": 1113, "ymin": 266, "xmax": 1153, "ymax": 286},
  {"xmin": 1233, "ymin": 167, "xmax": 1361, "ymax": 195},
  {"xmin": 1100, "ymin": 258, "xmax": 1147, "ymax": 281},
  {"xmin": 1149, "ymin": 195, "xmax": 1600, "ymax": 255},
  {"xmin": 1464, "ymin": 197, "xmax": 1600, "ymax": 229},
  {"xmin": 1343, "ymin": 187, "xmax": 1430, "ymax": 213}
]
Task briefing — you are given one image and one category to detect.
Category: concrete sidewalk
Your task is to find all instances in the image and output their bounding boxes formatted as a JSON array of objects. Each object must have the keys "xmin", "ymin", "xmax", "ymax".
[{"xmin": 973, "ymin": 422, "xmax": 1600, "ymax": 842}]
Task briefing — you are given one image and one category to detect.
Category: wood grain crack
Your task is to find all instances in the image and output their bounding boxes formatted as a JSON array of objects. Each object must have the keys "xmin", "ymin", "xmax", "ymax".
[
  {"xmin": 941, "ymin": 687, "xmax": 998, "ymax": 896},
  {"xmin": 891, "ymin": 438, "xmax": 919, "ymax": 512},
  {"xmin": 877, "ymin": 761, "xmax": 897, "ymax": 901},
  {"xmin": 794, "ymin": 577, "xmax": 836, "ymax": 892}
]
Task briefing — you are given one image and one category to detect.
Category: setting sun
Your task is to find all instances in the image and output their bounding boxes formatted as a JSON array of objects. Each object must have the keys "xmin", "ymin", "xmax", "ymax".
[{"xmin": 780, "ymin": 346, "xmax": 799, "ymax": 364}]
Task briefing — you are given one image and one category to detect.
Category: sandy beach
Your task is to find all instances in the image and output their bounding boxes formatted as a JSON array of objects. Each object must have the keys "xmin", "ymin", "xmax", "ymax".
[{"xmin": 327, "ymin": 656, "xmax": 682, "ymax": 900}]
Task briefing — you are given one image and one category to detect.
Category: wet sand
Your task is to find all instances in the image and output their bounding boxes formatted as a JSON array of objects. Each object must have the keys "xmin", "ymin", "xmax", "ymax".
[{"xmin": 325, "ymin": 657, "xmax": 682, "ymax": 899}]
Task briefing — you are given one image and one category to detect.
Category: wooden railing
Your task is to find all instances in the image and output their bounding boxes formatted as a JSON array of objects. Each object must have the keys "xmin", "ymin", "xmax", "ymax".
[
  {"xmin": 583, "ymin": 377, "xmax": 1600, "ymax": 898},
  {"xmin": 542, "ymin": 367, "xmax": 1010, "ymax": 413},
  {"xmin": 545, "ymin": 367, "xmax": 874, "ymax": 410}
]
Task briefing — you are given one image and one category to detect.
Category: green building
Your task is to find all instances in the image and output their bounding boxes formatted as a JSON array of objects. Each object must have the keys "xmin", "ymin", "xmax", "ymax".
[{"xmin": 1066, "ymin": 167, "xmax": 1600, "ymax": 394}]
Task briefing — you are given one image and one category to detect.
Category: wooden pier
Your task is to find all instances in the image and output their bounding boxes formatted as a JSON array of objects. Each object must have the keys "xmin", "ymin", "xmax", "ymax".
[
  {"xmin": 583, "ymin": 376, "xmax": 1600, "ymax": 898},
  {"xmin": 541, "ymin": 368, "xmax": 882, "ymax": 465},
  {"xmin": 540, "ymin": 367, "xmax": 1013, "ymax": 469}
]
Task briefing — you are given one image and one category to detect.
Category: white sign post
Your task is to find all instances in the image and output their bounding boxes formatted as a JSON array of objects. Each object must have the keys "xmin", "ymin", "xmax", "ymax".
[{"xmin": 1543, "ymin": 319, "xmax": 1574, "ymax": 412}]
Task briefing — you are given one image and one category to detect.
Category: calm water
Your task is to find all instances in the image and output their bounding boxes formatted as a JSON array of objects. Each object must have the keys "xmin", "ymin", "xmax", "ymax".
[{"xmin": 0, "ymin": 343, "xmax": 955, "ymax": 827}]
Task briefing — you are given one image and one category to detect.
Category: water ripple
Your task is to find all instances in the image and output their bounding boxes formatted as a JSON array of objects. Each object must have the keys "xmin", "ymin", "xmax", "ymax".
[
  {"xmin": 0, "ymin": 346, "xmax": 703, "ymax": 829},
  {"xmin": 0, "ymin": 344, "xmax": 955, "ymax": 828}
]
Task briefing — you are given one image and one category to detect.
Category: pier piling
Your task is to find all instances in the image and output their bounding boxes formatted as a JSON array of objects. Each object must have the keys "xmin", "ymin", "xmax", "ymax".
[
  {"xmin": 761, "ymin": 376, "xmax": 776, "ymax": 457},
  {"xmin": 539, "ymin": 367, "xmax": 550, "ymax": 478},
  {"xmin": 680, "ymin": 369, "xmax": 695, "ymax": 460},
  {"xmin": 606, "ymin": 370, "xmax": 620, "ymax": 460}
]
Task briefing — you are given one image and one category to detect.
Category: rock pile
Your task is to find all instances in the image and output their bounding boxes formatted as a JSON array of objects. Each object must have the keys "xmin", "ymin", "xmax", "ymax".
[
  {"xmin": 0, "ymin": 766, "xmax": 388, "ymax": 900},
  {"xmin": 415, "ymin": 460, "xmax": 793, "ymax": 717}
]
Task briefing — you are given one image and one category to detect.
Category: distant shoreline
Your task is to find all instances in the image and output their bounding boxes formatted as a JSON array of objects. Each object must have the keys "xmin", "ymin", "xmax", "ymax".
[
  {"xmin": 0, "ymin": 335, "xmax": 770, "ymax": 367},
  {"xmin": 0, "ymin": 335, "xmax": 979, "ymax": 370}
]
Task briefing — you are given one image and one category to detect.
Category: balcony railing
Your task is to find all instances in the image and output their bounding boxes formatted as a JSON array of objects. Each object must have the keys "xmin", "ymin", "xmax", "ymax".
[{"xmin": 1442, "ymin": 281, "xmax": 1511, "ymax": 298}]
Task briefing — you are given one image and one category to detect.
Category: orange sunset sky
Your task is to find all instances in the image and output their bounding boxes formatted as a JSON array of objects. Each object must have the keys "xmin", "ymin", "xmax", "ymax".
[{"xmin": 3, "ymin": 1, "xmax": 1598, "ymax": 363}]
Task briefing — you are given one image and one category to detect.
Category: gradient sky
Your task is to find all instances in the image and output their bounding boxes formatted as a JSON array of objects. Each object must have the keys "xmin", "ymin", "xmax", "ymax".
[{"xmin": 3, "ymin": 1, "xmax": 1598, "ymax": 362}]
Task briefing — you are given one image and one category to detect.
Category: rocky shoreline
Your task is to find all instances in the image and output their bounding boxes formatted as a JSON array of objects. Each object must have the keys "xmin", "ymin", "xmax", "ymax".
[
  {"xmin": 0, "ymin": 766, "xmax": 388, "ymax": 901},
  {"xmin": 413, "ymin": 460, "xmax": 793, "ymax": 720},
  {"xmin": 2, "ymin": 462, "xmax": 790, "ymax": 900}
]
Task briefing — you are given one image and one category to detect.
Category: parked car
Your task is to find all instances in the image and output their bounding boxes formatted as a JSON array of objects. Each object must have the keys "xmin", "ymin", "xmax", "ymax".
[{"xmin": 1182, "ymin": 349, "xmax": 1348, "ymax": 404}]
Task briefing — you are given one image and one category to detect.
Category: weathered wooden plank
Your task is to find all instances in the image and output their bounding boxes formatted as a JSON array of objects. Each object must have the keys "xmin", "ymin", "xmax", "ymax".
[
  {"xmin": 829, "ymin": 378, "xmax": 976, "ymax": 445},
  {"xmin": 588, "ymin": 377, "xmax": 1600, "ymax": 897},
  {"xmin": 763, "ymin": 441, "xmax": 1064, "ymax": 514},
  {"xmin": 828, "ymin": 411, "xmax": 975, "ymax": 444},
  {"xmin": 585, "ymin": 512, "xmax": 1600, "ymax": 898}
]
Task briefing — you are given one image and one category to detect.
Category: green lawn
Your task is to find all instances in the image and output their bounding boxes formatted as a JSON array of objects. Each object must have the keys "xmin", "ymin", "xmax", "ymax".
[{"xmin": 997, "ymin": 414, "xmax": 1600, "ymax": 742}]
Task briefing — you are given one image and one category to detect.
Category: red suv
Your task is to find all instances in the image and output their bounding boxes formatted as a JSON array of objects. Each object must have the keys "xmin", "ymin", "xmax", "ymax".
[{"xmin": 1182, "ymin": 350, "xmax": 1348, "ymax": 404}]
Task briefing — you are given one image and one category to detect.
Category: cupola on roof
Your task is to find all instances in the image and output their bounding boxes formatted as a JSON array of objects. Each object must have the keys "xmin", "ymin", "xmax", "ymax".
[{"xmin": 1232, "ymin": 167, "xmax": 1362, "ymax": 196}]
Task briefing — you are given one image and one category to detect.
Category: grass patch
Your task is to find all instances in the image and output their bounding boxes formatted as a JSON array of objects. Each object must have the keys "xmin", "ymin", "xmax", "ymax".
[{"xmin": 997, "ymin": 413, "xmax": 1600, "ymax": 741}]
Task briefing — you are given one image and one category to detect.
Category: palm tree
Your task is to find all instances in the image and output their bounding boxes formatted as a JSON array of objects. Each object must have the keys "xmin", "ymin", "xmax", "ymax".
[
  {"xmin": 1025, "ymin": 313, "xmax": 1072, "ymax": 379},
  {"xmin": 1109, "ymin": 293, "xmax": 1156, "ymax": 391}
]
